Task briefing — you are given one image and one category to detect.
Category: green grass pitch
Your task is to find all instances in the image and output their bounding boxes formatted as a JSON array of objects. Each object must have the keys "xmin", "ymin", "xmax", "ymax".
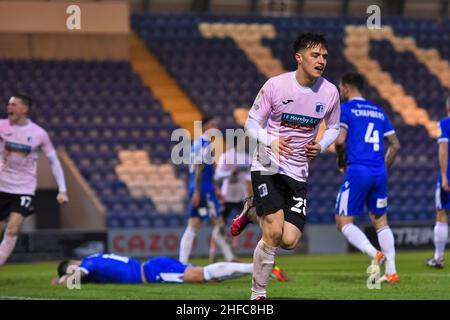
[{"xmin": 0, "ymin": 250, "xmax": 449, "ymax": 300}]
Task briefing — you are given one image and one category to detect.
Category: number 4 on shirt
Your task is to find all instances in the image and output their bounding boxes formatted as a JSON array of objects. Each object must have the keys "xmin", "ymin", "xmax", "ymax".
[{"xmin": 365, "ymin": 122, "xmax": 380, "ymax": 151}]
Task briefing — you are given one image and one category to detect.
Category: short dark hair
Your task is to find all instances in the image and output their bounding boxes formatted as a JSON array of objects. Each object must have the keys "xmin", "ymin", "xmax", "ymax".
[
  {"xmin": 293, "ymin": 33, "xmax": 328, "ymax": 53},
  {"xmin": 341, "ymin": 72, "xmax": 365, "ymax": 93},
  {"xmin": 57, "ymin": 260, "xmax": 70, "ymax": 277},
  {"xmin": 13, "ymin": 93, "xmax": 32, "ymax": 108}
]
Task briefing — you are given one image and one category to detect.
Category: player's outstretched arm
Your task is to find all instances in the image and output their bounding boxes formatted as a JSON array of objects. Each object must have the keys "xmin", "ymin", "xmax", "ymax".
[
  {"xmin": 384, "ymin": 133, "xmax": 400, "ymax": 168},
  {"xmin": 46, "ymin": 151, "xmax": 69, "ymax": 204},
  {"xmin": 438, "ymin": 141, "xmax": 450, "ymax": 191},
  {"xmin": 334, "ymin": 127, "xmax": 348, "ymax": 172},
  {"xmin": 191, "ymin": 163, "xmax": 204, "ymax": 207},
  {"xmin": 312, "ymin": 87, "xmax": 340, "ymax": 161}
]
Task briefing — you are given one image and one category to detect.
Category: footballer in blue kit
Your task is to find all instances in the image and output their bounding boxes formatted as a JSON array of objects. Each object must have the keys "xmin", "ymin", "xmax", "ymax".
[
  {"xmin": 52, "ymin": 253, "xmax": 287, "ymax": 285},
  {"xmin": 56, "ymin": 254, "xmax": 187, "ymax": 284},
  {"xmin": 426, "ymin": 95, "xmax": 450, "ymax": 269},
  {"xmin": 178, "ymin": 116, "xmax": 236, "ymax": 265},
  {"xmin": 434, "ymin": 116, "xmax": 450, "ymax": 211},
  {"xmin": 334, "ymin": 73, "xmax": 400, "ymax": 284},
  {"xmin": 336, "ymin": 95, "xmax": 393, "ymax": 216},
  {"xmin": 187, "ymin": 132, "xmax": 220, "ymax": 221}
]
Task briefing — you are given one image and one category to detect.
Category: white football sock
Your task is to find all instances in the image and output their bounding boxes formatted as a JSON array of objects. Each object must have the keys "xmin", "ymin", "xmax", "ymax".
[
  {"xmin": 251, "ymin": 239, "xmax": 277, "ymax": 299},
  {"xmin": 203, "ymin": 262, "xmax": 253, "ymax": 281},
  {"xmin": 0, "ymin": 235, "xmax": 17, "ymax": 265},
  {"xmin": 377, "ymin": 226, "xmax": 396, "ymax": 274},
  {"xmin": 434, "ymin": 222, "xmax": 448, "ymax": 261},
  {"xmin": 209, "ymin": 237, "xmax": 217, "ymax": 262},
  {"xmin": 179, "ymin": 226, "xmax": 196, "ymax": 264},
  {"xmin": 342, "ymin": 223, "xmax": 377, "ymax": 259},
  {"xmin": 212, "ymin": 225, "xmax": 235, "ymax": 262}
]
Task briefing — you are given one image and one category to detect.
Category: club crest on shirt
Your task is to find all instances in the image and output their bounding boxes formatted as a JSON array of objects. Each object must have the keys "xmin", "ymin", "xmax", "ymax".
[{"xmin": 315, "ymin": 102, "xmax": 325, "ymax": 115}]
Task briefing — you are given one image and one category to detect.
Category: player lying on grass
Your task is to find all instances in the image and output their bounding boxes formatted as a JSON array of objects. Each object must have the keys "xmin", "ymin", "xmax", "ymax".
[{"xmin": 51, "ymin": 253, "xmax": 287, "ymax": 285}]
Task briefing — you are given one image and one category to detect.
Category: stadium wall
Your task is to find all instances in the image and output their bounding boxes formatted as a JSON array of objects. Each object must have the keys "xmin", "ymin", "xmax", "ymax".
[
  {"xmin": 307, "ymin": 225, "xmax": 348, "ymax": 254},
  {"xmin": 107, "ymin": 224, "xmax": 350, "ymax": 257},
  {"xmin": 0, "ymin": 1, "xmax": 129, "ymax": 60},
  {"xmin": 308, "ymin": 223, "xmax": 450, "ymax": 254},
  {"xmin": 134, "ymin": 0, "xmax": 448, "ymax": 18},
  {"xmin": 9, "ymin": 230, "xmax": 107, "ymax": 262},
  {"xmin": 58, "ymin": 150, "xmax": 107, "ymax": 230},
  {"xmin": 109, "ymin": 224, "xmax": 303, "ymax": 258},
  {"xmin": 107, "ymin": 222, "xmax": 449, "ymax": 257},
  {"xmin": 31, "ymin": 150, "xmax": 106, "ymax": 231},
  {"xmin": 403, "ymin": 0, "xmax": 448, "ymax": 18},
  {"xmin": 363, "ymin": 222, "xmax": 450, "ymax": 251}
]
